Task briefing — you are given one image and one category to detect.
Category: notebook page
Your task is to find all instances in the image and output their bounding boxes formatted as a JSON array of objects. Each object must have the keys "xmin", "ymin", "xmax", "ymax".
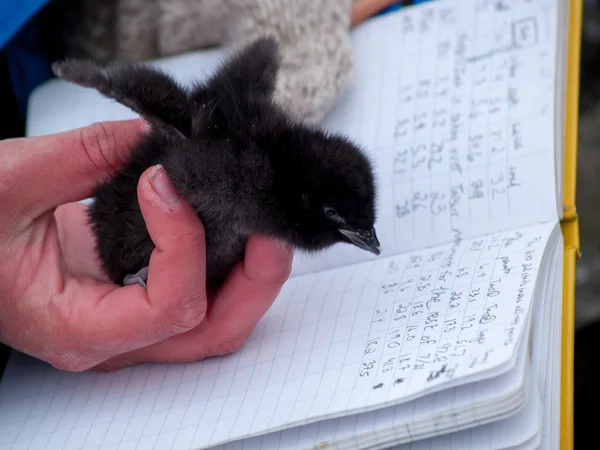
[
  {"xmin": 388, "ymin": 376, "xmax": 541, "ymax": 450},
  {"xmin": 248, "ymin": 231, "xmax": 562, "ymax": 450},
  {"xmin": 386, "ymin": 227, "xmax": 563, "ymax": 450},
  {"xmin": 538, "ymin": 223, "xmax": 563, "ymax": 449},
  {"xmin": 212, "ymin": 231, "xmax": 565, "ymax": 450},
  {"xmin": 293, "ymin": 0, "xmax": 562, "ymax": 276},
  {"xmin": 232, "ymin": 329, "xmax": 530, "ymax": 450},
  {"xmin": 0, "ymin": 221, "xmax": 557, "ymax": 449},
  {"xmin": 552, "ymin": 0, "xmax": 571, "ymax": 217}
]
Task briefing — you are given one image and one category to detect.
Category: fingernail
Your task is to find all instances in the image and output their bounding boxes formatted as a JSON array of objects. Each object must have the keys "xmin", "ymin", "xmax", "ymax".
[
  {"xmin": 141, "ymin": 120, "xmax": 151, "ymax": 134},
  {"xmin": 149, "ymin": 165, "xmax": 180, "ymax": 204}
]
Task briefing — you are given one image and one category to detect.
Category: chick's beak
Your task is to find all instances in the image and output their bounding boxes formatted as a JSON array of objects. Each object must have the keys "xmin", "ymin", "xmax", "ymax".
[{"xmin": 339, "ymin": 227, "xmax": 382, "ymax": 256}]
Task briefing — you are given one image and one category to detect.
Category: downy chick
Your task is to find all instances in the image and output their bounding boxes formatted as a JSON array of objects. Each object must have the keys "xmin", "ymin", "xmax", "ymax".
[{"xmin": 52, "ymin": 37, "xmax": 381, "ymax": 291}]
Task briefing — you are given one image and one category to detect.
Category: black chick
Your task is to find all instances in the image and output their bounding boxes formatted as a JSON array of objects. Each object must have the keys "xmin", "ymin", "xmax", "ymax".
[{"xmin": 52, "ymin": 37, "xmax": 381, "ymax": 291}]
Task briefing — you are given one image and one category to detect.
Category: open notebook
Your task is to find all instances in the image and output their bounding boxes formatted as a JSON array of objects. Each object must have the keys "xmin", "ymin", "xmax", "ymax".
[{"xmin": 0, "ymin": 0, "xmax": 573, "ymax": 448}]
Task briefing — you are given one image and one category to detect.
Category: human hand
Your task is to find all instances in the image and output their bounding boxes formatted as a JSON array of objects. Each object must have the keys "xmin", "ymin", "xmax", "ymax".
[
  {"xmin": 0, "ymin": 119, "xmax": 293, "ymax": 372},
  {"xmin": 351, "ymin": 0, "xmax": 399, "ymax": 27}
]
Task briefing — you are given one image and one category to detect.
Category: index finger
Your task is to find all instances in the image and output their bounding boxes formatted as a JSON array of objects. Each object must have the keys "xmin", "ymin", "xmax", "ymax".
[{"xmin": 0, "ymin": 119, "xmax": 145, "ymax": 222}]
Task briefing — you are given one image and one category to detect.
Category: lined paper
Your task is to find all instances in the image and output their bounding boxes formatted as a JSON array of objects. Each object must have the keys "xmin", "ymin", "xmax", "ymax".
[
  {"xmin": 223, "ymin": 330, "xmax": 530, "ymax": 450},
  {"xmin": 294, "ymin": 0, "xmax": 561, "ymax": 275},
  {"xmin": 0, "ymin": 221, "xmax": 556, "ymax": 449}
]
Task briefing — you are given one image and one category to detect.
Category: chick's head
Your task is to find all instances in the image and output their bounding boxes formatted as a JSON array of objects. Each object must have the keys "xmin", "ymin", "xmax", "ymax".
[{"xmin": 271, "ymin": 130, "xmax": 381, "ymax": 256}]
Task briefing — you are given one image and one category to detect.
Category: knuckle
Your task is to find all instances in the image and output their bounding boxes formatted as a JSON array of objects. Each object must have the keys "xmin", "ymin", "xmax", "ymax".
[
  {"xmin": 77, "ymin": 122, "xmax": 120, "ymax": 173},
  {"xmin": 162, "ymin": 293, "xmax": 207, "ymax": 335},
  {"xmin": 178, "ymin": 226, "xmax": 206, "ymax": 248}
]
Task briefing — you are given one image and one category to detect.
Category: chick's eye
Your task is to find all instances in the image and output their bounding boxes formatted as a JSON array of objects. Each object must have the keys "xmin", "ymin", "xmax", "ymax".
[
  {"xmin": 301, "ymin": 193, "xmax": 311, "ymax": 208},
  {"xmin": 324, "ymin": 207, "xmax": 339, "ymax": 220}
]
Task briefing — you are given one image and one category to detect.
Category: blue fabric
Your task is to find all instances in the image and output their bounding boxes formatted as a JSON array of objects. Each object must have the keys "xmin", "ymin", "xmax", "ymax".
[
  {"xmin": 1, "ymin": 0, "xmax": 53, "ymax": 119},
  {"xmin": 0, "ymin": 0, "xmax": 51, "ymax": 51},
  {"xmin": 376, "ymin": 0, "xmax": 433, "ymax": 17},
  {"xmin": 5, "ymin": 21, "xmax": 53, "ymax": 118},
  {"xmin": 377, "ymin": 3, "xmax": 403, "ymax": 16},
  {"xmin": 0, "ymin": 0, "xmax": 434, "ymax": 122}
]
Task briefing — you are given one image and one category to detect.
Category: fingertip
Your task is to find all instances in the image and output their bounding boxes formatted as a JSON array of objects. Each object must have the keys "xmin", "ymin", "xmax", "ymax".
[
  {"xmin": 136, "ymin": 163, "xmax": 206, "ymax": 251},
  {"xmin": 243, "ymin": 235, "xmax": 294, "ymax": 286},
  {"xmin": 137, "ymin": 164, "xmax": 187, "ymax": 215}
]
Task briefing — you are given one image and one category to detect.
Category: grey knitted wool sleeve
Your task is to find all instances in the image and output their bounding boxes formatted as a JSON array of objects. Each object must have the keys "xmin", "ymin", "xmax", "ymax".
[
  {"xmin": 225, "ymin": 0, "xmax": 355, "ymax": 123},
  {"xmin": 57, "ymin": 0, "xmax": 357, "ymax": 124},
  {"xmin": 157, "ymin": 0, "xmax": 356, "ymax": 123},
  {"xmin": 157, "ymin": 0, "xmax": 232, "ymax": 55}
]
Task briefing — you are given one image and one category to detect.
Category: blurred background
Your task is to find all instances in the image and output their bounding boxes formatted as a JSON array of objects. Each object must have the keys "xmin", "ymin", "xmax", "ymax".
[{"xmin": 570, "ymin": 1, "xmax": 600, "ymax": 446}]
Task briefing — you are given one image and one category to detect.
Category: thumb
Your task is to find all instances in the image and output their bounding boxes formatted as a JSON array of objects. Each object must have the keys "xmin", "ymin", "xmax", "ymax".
[{"xmin": 0, "ymin": 119, "xmax": 146, "ymax": 220}]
